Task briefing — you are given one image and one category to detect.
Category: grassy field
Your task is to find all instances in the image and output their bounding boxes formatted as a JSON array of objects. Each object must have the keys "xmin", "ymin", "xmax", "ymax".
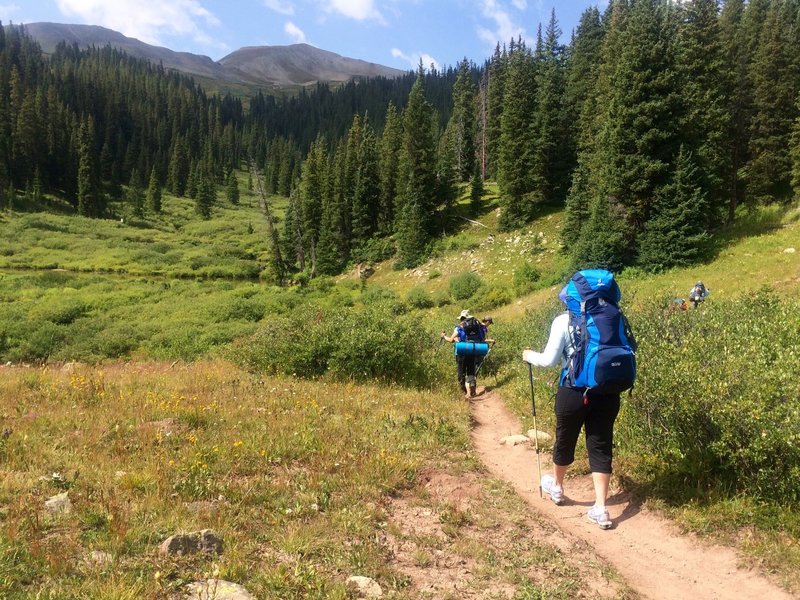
[
  {"xmin": 0, "ymin": 361, "xmax": 633, "ymax": 598},
  {"xmin": 0, "ymin": 186, "xmax": 287, "ymax": 279}
]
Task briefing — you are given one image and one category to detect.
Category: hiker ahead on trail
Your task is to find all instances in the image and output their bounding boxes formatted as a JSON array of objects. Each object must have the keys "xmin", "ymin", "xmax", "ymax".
[
  {"xmin": 522, "ymin": 269, "xmax": 637, "ymax": 530},
  {"xmin": 688, "ymin": 281, "xmax": 709, "ymax": 309},
  {"xmin": 441, "ymin": 309, "xmax": 486, "ymax": 398}
]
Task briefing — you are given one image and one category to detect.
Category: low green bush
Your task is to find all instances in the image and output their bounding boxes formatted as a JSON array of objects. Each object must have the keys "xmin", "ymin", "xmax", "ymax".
[
  {"xmin": 471, "ymin": 284, "xmax": 512, "ymax": 312},
  {"xmin": 449, "ymin": 272, "xmax": 482, "ymax": 301},
  {"xmin": 233, "ymin": 303, "xmax": 448, "ymax": 387},
  {"xmin": 406, "ymin": 286, "xmax": 434, "ymax": 309},
  {"xmin": 617, "ymin": 289, "xmax": 800, "ymax": 504},
  {"xmin": 513, "ymin": 263, "xmax": 541, "ymax": 296}
]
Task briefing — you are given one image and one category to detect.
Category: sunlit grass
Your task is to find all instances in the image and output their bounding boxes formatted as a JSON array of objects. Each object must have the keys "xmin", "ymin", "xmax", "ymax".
[{"xmin": 0, "ymin": 361, "xmax": 625, "ymax": 598}]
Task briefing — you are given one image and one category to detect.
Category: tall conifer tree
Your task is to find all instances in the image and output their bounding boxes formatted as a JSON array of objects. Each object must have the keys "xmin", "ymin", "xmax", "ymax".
[
  {"xmin": 497, "ymin": 41, "xmax": 536, "ymax": 230},
  {"xmin": 676, "ymin": 0, "xmax": 731, "ymax": 223},
  {"xmin": 379, "ymin": 102, "xmax": 402, "ymax": 232},
  {"xmin": 747, "ymin": 0, "xmax": 798, "ymax": 203},
  {"xmin": 396, "ymin": 64, "xmax": 438, "ymax": 267},
  {"xmin": 637, "ymin": 147, "xmax": 710, "ymax": 270}
]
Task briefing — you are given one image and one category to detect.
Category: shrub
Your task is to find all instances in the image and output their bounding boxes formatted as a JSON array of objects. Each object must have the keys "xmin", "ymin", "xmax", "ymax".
[
  {"xmin": 406, "ymin": 286, "xmax": 434, "ymax": 309},
  {"xmin": 617, "ymin": 289, "xmax": 800, "ymax": 504},
  {"xmin": 513, "ymin": 263, "xmax": 541, "ymax": 296},
  {"xmin": 449, "ymin": 272, "xmax": 482, "ymax": 301},
  {"xmin": 232, "ymin": 303, "xmax": 448, "ymax": 387},
  {"xmin": 471, "ymin": 284, "xmax": 512, "ymax": 312}
]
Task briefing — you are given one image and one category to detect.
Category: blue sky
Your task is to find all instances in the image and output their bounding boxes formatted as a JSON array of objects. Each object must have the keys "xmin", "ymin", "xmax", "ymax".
[{"xmin": 4, "ymin": 1, "xmax": 608, "ymax": 70}]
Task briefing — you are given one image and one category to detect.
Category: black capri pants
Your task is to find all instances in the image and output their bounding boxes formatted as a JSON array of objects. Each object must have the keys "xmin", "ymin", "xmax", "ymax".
[{"xmin": 552, "ymin": 385, "xmax": 621, "ymax": 474}]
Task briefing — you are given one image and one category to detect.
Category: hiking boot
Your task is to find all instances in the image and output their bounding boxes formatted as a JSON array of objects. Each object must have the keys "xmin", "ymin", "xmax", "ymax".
[
  {"xmin": 540, "ymin": 474, "xmax": 564, "ymax": 505},
  {"xmin": 587, "ymin": 505, "xmax": 612, "ymax": 530},
  {"xmin": 469, "ymin": 384, "xmax": 477, "ymax": 397}
]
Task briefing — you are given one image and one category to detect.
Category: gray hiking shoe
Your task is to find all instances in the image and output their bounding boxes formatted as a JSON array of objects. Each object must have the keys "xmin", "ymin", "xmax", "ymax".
[
  {"xmin": 587, "ymin": 505, "xmax": 612, "ymax": 529},
  {"xmin": 540, "ymin": 474, "xmax": 564, "ymax": 505}
]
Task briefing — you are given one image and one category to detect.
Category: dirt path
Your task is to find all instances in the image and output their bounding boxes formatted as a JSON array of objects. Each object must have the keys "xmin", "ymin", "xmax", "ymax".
[{"xmin": 470, "ymin": 387, "xmax": 795, "ymax": 600}]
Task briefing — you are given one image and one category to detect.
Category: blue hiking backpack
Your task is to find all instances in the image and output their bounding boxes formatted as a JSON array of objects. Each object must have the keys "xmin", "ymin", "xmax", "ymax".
[{"xmin": 560, "ymin": 269, "xmax": 637, "ymax": 395}]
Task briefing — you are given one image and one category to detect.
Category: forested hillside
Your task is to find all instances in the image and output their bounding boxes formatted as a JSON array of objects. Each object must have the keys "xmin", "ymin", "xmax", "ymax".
[{"xmin": 2, "ymin": 0, "xmax": 800, "ymax": 280}]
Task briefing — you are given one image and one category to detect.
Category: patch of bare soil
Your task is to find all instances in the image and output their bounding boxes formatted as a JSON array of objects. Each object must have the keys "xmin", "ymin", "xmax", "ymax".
[
  {"xmin": 385, "ymin": 461, "xmax": 632, "ymax": 597},
  {"xmin": 470, "ymin": 388, "xmax": 795, "ymax": 600}
]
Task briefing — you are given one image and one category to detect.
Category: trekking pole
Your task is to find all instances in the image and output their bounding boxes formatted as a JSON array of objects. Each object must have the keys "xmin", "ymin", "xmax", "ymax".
[
  {"xmin": 474, "ymin": 343, "xmax": 493, "ymax": 378},
  {"xmin": 528, "ymin": 362, "xmax": 543, "ymax": 499}
]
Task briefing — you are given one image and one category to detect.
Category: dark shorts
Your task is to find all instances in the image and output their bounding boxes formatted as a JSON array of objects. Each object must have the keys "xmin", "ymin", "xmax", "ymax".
[{"xmin": 552, "ymin": 386, "xmax": 620, "ymax": 474}]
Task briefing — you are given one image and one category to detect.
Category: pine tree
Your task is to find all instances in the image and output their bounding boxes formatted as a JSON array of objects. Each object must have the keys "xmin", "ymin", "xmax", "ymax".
[
  {"xmin": 196, "ymin": 172, "xmax": 216, "ymax": 219},
  {"xmin": 77, "ymin": 117, "xmax": 102, "ymax": 217},
  {"xmin": 791, "ymin": 96, "xmax": 800, "ymax": 199},
  {"xmin": 395, "ymin": 192, "xmax": 428, "ymax": 268},
  {"xmin": 470, "ymin": 161, "xmax": 484, "ymax": 213},
  {"xmin": 571, "ymin": 194, "xmax": 629, "ymax": 273},
  {"xmin": 582, "ymin": 0, "xmax": 682, "ymax": 265},
  {"xmin": 127, "ymin": 169, "xmax": 145, "ymax": 218},
  {"xmin": 637, "ymin": 147, "xmax": 710, "ymax": 271},
  {"xmin": 297, "ymin": 138, "xmax": 328, "ymax": 275},
  {"xmin": 719, "ymin": 0, "xmax": 749, "ymax": 222},
  {"xmin": 186, "ymin": 160, "xmax": 199, "ymax": 199},
  {"xmin": 561, "ymin": 7, "xmax": 605, "ymax": 251},
  {"xmin": 146, "ymin": 167, "xmax": 162, "ymax": 213},
  {"xmin": 497, "ymin": 42, "xmax": 536, "ymax": 230},
  {"xmin": 379, "ymin": 101, "xmax": 402, "ymax": 232},
  {"xmin": 449, "ymin": 59, "xmax": 477, "ymax": 181},
  {"xmin": 747, "ymin": 0, "xmax": 798, "ymax": 203},
  {"xmin": 436, "ymin": 121, "xmax": 459, "ymax": 214},
  {"xmin": 676, "ymin": 0, "xmax": 732, "ymax": 225},
  {"xmin": 351, "ymin": 120, "xmax": 381, "ymax": 245},
  {"xmin": 531, "ymin": 10, "xmax": 571, "ymax": 206},
  {"xmin": 168, "ymin": 137, "xmax": 189, "ymax": 197},
  {"xmin": 395, "ymin": 64, "xmax": 438, "ymax": 266},
  {"xmin": 486, "ymin": 44, "xmax": 508, "ymax": 179},
  {"xmin": 226, "ymin": 170, "xmax": 240, "ymax": 205}
]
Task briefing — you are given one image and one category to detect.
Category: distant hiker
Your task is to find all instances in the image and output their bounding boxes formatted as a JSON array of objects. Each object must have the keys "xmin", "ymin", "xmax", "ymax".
[
  {"xmin": 670, "ymin": 298, "xmax": 688, "ymax": 312},
  {"xmin": 441, "ymin": 309, "xmax": 485, "ymax": 397},
  {"xmin": 688, "ymin": 281, "xmax": 709, "ymax": 309},
  {"xmin": 522, "ymin": 269, "xmax": 637, "ymax": 530},
  {"xmin": 481, "ymin": 316, "xmax": 495, "ymax": 345}
]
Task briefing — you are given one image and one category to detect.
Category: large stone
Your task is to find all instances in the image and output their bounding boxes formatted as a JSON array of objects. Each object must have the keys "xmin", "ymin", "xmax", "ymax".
[
  {"xmin": 526, "ymin": 429, "xmax": 552, "ymax": 444},
  {"xmin": 159, "ymin": 529, "xmax": 223, "ymax": 556},
  {"xmin": 499, "ymin": 434, "xmax": 529, "ymax": 447},
  {"xmin": 44, "ymin": 492, "xmax": 72, "ymax": 514},
  {"xmin": 184, "ymin": 579, "xmax": 254, "ymax": 600},
  {"xmin": 346, "ymin": 575, "xmax": 383, "ymax": 598},
  {"xmin": 784, "ymin": 247, "xmax": 796, "ymax": 254}
]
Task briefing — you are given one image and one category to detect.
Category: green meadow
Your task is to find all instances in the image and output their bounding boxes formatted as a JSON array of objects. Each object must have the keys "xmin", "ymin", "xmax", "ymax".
[{"xmin": 1, "ymin": 185, "xmax": 799, "ymax": 596}]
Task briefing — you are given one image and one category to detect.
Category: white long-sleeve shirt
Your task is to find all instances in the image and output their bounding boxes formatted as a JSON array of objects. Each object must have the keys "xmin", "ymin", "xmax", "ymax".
[{"xmin": 522, "ymin": 312, "xmax": 574, "ymax": 369}]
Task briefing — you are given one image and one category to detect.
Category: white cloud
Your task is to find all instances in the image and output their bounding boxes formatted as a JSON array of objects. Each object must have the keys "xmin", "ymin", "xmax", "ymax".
[
  {"xmin": 55, "ymin": 0, "xmax": 222, "ymax": 50},
  {"xmin": 476, "ymin": 0, "xmax": 526, "ymax": 47},
  {"xmin": 511, "ymin": 0, "xmax": 527, "ymax": 9},
  {"xmin": 391, "ymin": 47, "xmax": 439, "ymax": 72},
  {"xmin": 322, "ymin": 0, "xmax": 385, "ymax": 24},
  {"xmin": 263, "ymin": 0, "xmax": 294, "ymax": 16},
  {"xmin": 0, "ymin": 4, "xmax": 19, "ymax": 21},
  {"xmin": 284, "ymin": 21, "xmax": 306, "ymax": 43}
]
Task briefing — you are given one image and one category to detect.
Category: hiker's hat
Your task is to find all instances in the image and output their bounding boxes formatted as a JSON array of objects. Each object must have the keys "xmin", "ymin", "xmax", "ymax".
[
  {"xmin": 459, "ymin": 309, "xmax": 472, "ymax": 320},
  {"xmin": 483, "ymin": 316, "xmax": 493, "ymax": 324}
]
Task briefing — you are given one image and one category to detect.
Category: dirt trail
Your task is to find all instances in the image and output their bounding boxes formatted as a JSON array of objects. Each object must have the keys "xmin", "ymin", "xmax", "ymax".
[{"xmin": 470, "ymin": 388, "xmax": 795, "ymax": 600}]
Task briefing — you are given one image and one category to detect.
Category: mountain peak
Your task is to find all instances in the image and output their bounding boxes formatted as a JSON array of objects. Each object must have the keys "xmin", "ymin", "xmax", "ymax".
[{"xmin": 19, "ymin": 22, "xmax": 406, "ymax": 90}]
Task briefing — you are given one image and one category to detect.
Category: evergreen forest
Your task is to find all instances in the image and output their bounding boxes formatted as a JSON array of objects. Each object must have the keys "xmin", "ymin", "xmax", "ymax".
[{"xmin": 2, "ymin": 0, "xmax": 800, "ymax": 279}]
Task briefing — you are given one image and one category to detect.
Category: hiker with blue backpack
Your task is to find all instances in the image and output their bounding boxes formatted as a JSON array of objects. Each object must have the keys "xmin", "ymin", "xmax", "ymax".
[
  {"xmin": 441, "ymin": 309, "xmax": 488, "ymax": 397},
  {"xmin": 522, "ymin": 269, "xmax": 637, "ymax": 530}
]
